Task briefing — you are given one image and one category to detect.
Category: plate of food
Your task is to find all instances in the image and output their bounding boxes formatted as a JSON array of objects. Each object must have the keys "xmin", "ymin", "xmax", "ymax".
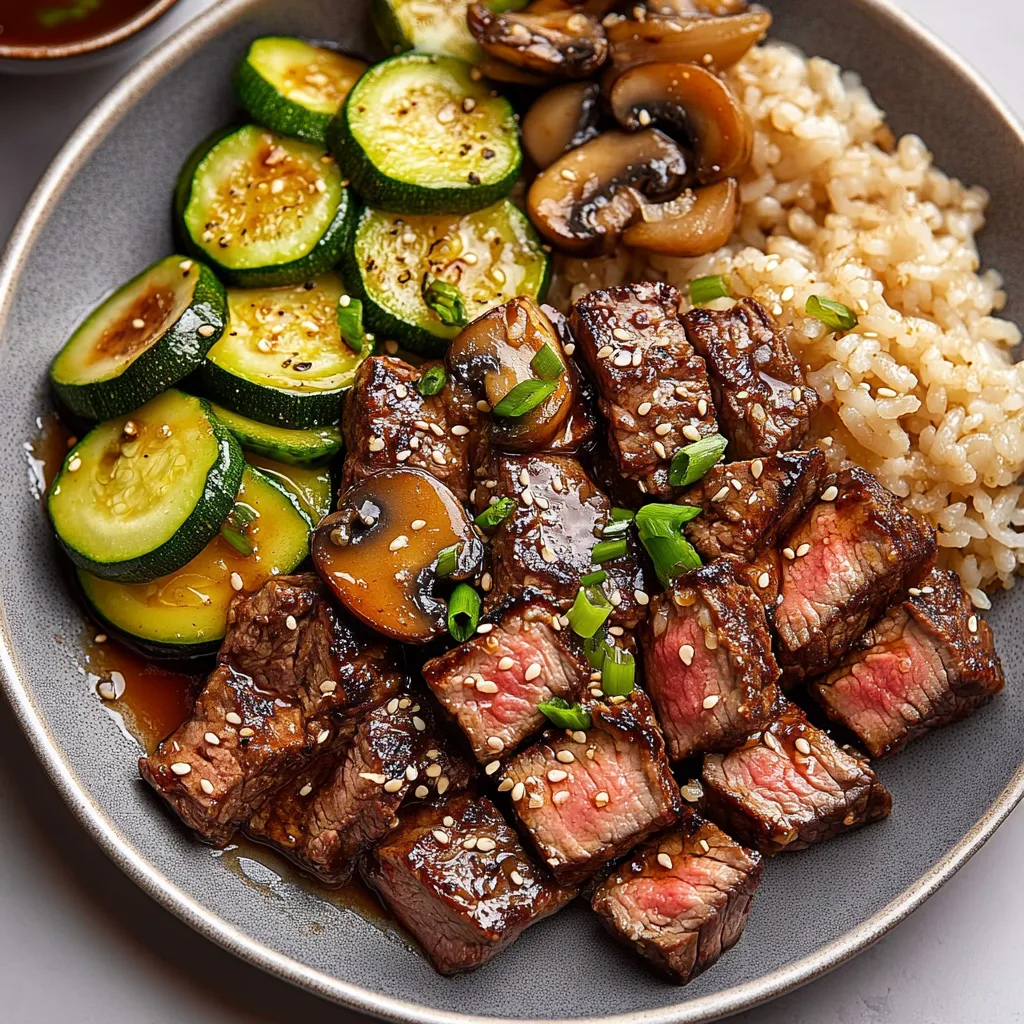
[{"xmin": 2, "ymin": 0, "xmax": 1023, "ymax": 1021}]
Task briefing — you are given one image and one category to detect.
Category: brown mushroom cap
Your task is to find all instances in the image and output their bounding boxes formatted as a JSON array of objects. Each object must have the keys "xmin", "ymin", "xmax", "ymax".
[
  {"xmin": 527, "ymin": 128, "xmax": 689, "ymax": 255},
  {"xmin": 623, "ymin": 177, "xmax": 739, "ymax": 256},
  {"xmin": 468, "ymin": 4, "xmax": 608, "ymax": 79},
  {"xmin": 312, "ymin": 468, "xmax": 484, "ymax": 644},
  {"xmin": 609, "ymin": 61, "xmax": 752, "ymax": 182},
  {"xmin": 646, "ymin": 0, "xmax": 750, "ymax": 14},
  {"xmin": 522, "ymin": 81, "xmax": 602, "ymax": 169}
]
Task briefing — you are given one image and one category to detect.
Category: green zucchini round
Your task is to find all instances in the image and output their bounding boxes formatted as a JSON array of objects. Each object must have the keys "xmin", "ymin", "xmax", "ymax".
[
  {"xmin": 208, "ymin": 400, "xmax": 343, "ymax": 466},
  {"xmin": 245, "ymin": 452, "xmax": 334, "ymax": 523}
]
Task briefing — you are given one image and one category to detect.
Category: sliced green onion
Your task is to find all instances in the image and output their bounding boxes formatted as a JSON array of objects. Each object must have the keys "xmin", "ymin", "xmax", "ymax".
[
  {"xmin": 336, "ymin": 296, "xmax": 365, "ymax": 353},
  {"xmin": 583, "ymin": 627, "xmax": 613, "ymax": 669},
  {"xmin": 592, "ymin": 538, "xmax": 627, "ymax": 564},
  {"xmin": 435, "ymin": 543, "xmax": 462, "ymax": 578},
  {"xmin": 220, "ymin": 501, "xmax": 258, "ymax": 558},
  {"xmin": 805, "ymin": 294, "xmax": 858, "ymax": 332},
  {"xmin": 492, "ymin": 378, "xmax": 558, "ymax": 418},
  {"xmin": 417, "ymin": 364, "xmax": 447, "ymax": 397},
  {"xmin": 689, "ymin": 274, "xmax": 730, "ymax": 305},
  {"xmin": 530, "ymin": 343, "xmax": 563, "ymax": 381},
  {"xmin": 635, "ymin": 503, "xmax": 703, "ymax": 530},
  {"xmin": 475, "ymin": 497, "xmax": 516, "ymax": 530},
  {"xmin": 537, "ymin": 697, "xmax": 592, "ymax": 731},
  {"xmin": 610, "ymin": 508, "xmax": 635, "ymax": 522},
  {"xmin": 447, "ymin": 583, "xmax": 481, "ymax": 642},
  {"xmin": 567, "ymin": 584, "xmax": 612, "ymax": 638},
  {"xmin": 422, "ymin": 275, "xmax": 468, "ymax": 328},
  {"xmin": 669, "ymin": 433, "xmax": 729, "ymax": 488},
  {"xmin": 636, "ymin": 503, "xmax": 703, "ymax": 586},
  {"xmin": 580, "ymin": 569, "xmax": 607, "ymax": 586},
  {"xmin": 601, "ymin": 646, "xmax": 636, "ymax": 697},
  {"xmin": 601, "ymin": 520, "xmax": 631, "ymax": 539}
]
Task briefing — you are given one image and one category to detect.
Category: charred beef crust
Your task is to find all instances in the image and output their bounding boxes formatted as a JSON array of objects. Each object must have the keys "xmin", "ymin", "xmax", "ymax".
[
  {"xmin": 680, "ymin": 449, "xmax": 828, "ymax": 562},
  {"xmin": 730, "ymin": 548, "xmax": 781, "ymax": 619},
  {"xmin": 812, "ymin": 568, "xmax": 1005, "ymax": 758},
  {"xmin": 774, "ymin": 466, "xmax": 937, "ymax": 683},
  {"xmin": 361, "ymin": 793, "xmax": 576, "ymax": 974},
  {"xmin": 701, "ymin": 700, "xmax": 892, "ymax": 854},
  {"xmin": 592, "ymin": 813, "xmax": 764, "ymax": 984},
  {"xmin": 681, "ymin": 298, "xmax": 819, "ymax": 458},
  {"xmin": 501, "ymin": 688, "xmax": 684, "ymax": 884},
  {"xmin": 569, "ymin": 282, "xmax": 717, "ymax": 497},
  {"xmin": 642, "ymin": 560, "xmax": 781, "ymax": 760}
]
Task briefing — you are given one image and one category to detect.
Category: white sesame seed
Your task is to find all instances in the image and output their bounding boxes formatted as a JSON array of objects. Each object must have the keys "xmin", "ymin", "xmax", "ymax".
[
  {"xmin": 476, "ymin": 680, "xmax": 499, "ymax": 694},
  {"xmin": 201, "ymin": 779, "xmax": 215, "ymax": 795},
  {"xmin": 476, "ymin": 837, "xmax": 496, "ymax": 852},
  {"xmin": 751, "ymin": 459, "xmax": 764, "ymax": 480},
  {"xmin": 485, "ymin": 760, "xmax": 501, "ymax": 776},
  {"xmin": 547, "ymin": 857, "xmax": 560, "ymax": 868},
  {"xmin": 730, "ymin": 478, "xmax": 742, "ymax": 491},
  {"xmin": 795, "ymin": 737, "xmax": 811, "ymax": 755},
  {"xmin": 560, "ymin": 167, "xmax": 578, "ymax": 182},
  {"xmin": 547, "ymin": 769, "xmax": 568, "ymax": 783},
  {"xmin": 679, "ymin": 645, "xmax": 694, "ymax": 666},
  {"xmin": 512, "ymin": 781, "xmax": 526, "ymax": 801},
  {"xmin": 655, "ymin": 422, "xmax": 672, "ymax": 437},
  {"xmin": 437, "ymin": 776, "xmax": 450, "ymax": 794},
  {"xmin": 712, "ymin": 486, "xmax": 730, "ymax": 502},
  {"xmin": 791, "ymin": 387, "xmax": 802, "ymax": 402},
  {"xmin": 704, "ymin": 632, "xmax": 718, "ymax": 650},
  {"xmin": 67, "ymin": 456, "xmax": 82, "ymax": 473},
  {"xmin": 411, "ymin": 519, "xmax": 427, "ymax": 531},
  {"xmin": 384, "ymin": 778, "xmax": 404, "ymax": 793},
  {"xmin": 204, "ymin": 731, "xmax": 220, "ymax": 746},
  {"xmin": 596, "ymin": 345, "xmax": 613, "ymax": 359},
  {"xmin": 432, "ymin": 829, "xmax": 450, "ymax": 844},
  {"xmin": 415, "ymin": 785, "xmax": 429, "ymax": 799},
  {"xmin": 699, "ymin": 839, "xmax": 710, "ymax": 853},
  {"xmin": 425, "ymin": 764, "xmax": 442, "ymax": 778},
  {"xmin": 657, "ymin": 853, "xmax": 673, "ymax": 870},
  {"xmin": 317, "ymin": 729, "xmax": 330, "ymax": 744},
  {"xmin": 552, "ymin": 791, "xmax": 570, "ymax": 805},
  {"xmin": 593, "ymin": 791, "xmax": 610, "ymax": 807},
  {"xmin": 821, "ymin": 485, "xmax": 839, "ymax": 501},
  {"xmin": 783, "ymin": 547, "xmax": 796, "ymax": 560},
  {"xmin": 452, "ymin": 424, "xmax": 469, "ymax": 436},
  {"xmin": 226, "ymin": 712, "xmax": 242, "ymax": 726},
  {"xmin": 968, "ymin": 615, "xmax": 979, "ymax": 633},
  {"xmin": 359, "ymin": 773, "xmax": 386, "ymax": 785},
  {"xmin": 229, "ymin": 571, "xmax": 244, "ymax": 592},
  {"xmin": 702, "ymin": 695, "xmax": 720, "ymax": 709},
  {"xmin": 757, "ymin": 572, "xmax": 771, "ymax": 588},
  {"xmin": 389, "ymin": 535, "xmax": 409, "ymax": 552},
  {"xmin": 634, "ymin": 589, "xmax": 649, "ymax": 605},
  {"xmin": 613, "ymin": 350, "xmax": 631, "ymax": 367},
  {"xmin": 612, "ymin": 327, "xmax": 631, "ymax": 341},
  {"xmin": 497, "ymin": 656, "xmax": 515, "ymax": 671},
  {"xmin": 564, "ymin": 343, "xmax": 575, "ymax": 356},
  {"xmin": 431, "ymin": 450, "xmax": 447, "ymax": 466},
  {"xmin": 94, "ymin": 633, "xmax": 108, "ymax": 644},
  {"xmin": 179, "ymin": 260, "xmax": 193, "ymax": 271},
  {"xmin": 396, "ymin": 450, "xmax": 412, "ymax": 462},
  {"xmin": 637, "ymin": 401, "xmax": 652, "ymax": 416},
  {"xmin": 413, "ymin": 716, "xmax": 426, "ymax": 732},
  {"xmin": 556, "ymin": 750, "xmax": 575, "ymax": 763},
  {"xmin": 170, "ymin": 762, "xmax": 191, "ymax": 776},
  {"xmin": 524, "ymin": 663, "xmax": 541, "ymax": 681},
  {"xmin": 653, "ymin": 441, "xmax": 667, "ymax": 460},
  {"xmin": 286, "ymin": 615, "xmax": 298, "ymax": 630},
  {"xmin": 406, "ymin": 765, "xmax": 419, "ymax": 781},
  {"xmin": 510, "ymin": 870, "xmax": 524, "ymax": 886},
  {"xmin": 541, "ymin": 545, "xmax": 557, "ymax": 563},
  {"xmin": 682, "ymin": 425, "xmax": 701, "ymax": 442},
  {"xmin": 487, "ymin": 736, "xmax": 504, "ymax": 751},
  {"xmin": 521, "ymin": 488, "xmax": 534, "ymax": 506},
  {"xmin": 796, "ymin": 543, "xmax": 811, "ymax": 557}
]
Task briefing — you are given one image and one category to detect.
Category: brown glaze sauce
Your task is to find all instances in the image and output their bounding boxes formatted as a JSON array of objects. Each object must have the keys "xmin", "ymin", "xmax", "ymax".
[{"xmin": 0, "ymin": 0, "xmax": 156, "ymax": 49}]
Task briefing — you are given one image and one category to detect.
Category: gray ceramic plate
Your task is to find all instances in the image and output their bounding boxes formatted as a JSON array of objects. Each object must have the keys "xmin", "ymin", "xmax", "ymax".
[{"xmin": 1, "ymin": 1, "xmax": 1023, "ymax": 1021}]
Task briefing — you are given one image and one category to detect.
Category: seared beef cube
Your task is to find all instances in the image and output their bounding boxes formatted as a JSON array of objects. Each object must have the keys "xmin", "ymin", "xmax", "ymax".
[
  {"xmin": 643, "ymin": 560, "xmax": 780, "ymax": 760},
  {"xmin": 701, "ymin": 701, "xmax": 892, "ymax": 854},
  {"xmin": 423, "ymin": 601, "xmax": 590, "ymax": 763},
  {"xmin": 774, "ymin": 467, "xmax": 936, "ymax": 682},
  {"xmin": 501, "ymin": 689, "xmax": 683, "ymax": 884},
  {"xmin": 591, "ymin": 813, "xmax": 763, "ymax": 984},
  {"xmin": 680, "ymin": 449, "xmax": 827, "ymax": 562},
  {"xmin": 341, "ymin": 356, "xmax": 478, "ymax": 502},
  {"xmin": 569, "ymin": 282, "xmax": 717, "ymax": 497},
  {"xmin": 473, "ymin": 453, "xmax": 648, "ymax": 628},
  {"xmin": 812, "ymin": 568, "xmax": 1004, "ymax": 758},
  {"xmin": 682, "ymin": 298, "xmax": 819, "ymax": 458},
  {"xmin": 730, "ymin": 549, "xmax": 781, "ymax": 618},
  {"xmin": 362, "ymin": 793, "xmax": 575, "ymax": 974}
]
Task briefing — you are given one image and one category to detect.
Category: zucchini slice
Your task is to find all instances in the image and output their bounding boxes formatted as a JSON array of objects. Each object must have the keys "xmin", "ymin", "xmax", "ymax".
[
  {"xmin": 197, "ymin": 272, "xmax": 370, "ymax": 428},
  {"xmin": 48, "ymin": 390, "xmax": 244, "ymax": 584},
  {"xmin": 235, "ymin": 37, "xmax": 367, "ymax": 147},
  {"xmin": 175, "ymin": 124, "xmax": 353, "ymax": 288},
  {"xmin": 50, "ymin": 256, "xmax": 226, "ymax": 421},
  {"xmin": 245, "ymin": 452, "xmax": 333, "ymax": 523},
  {"xmin": 209, "ymin": 400, "xmax": 343, "ymax": 466},
  {"xmin": 342, "ymin": 199, "xmax": 550, "ymax": 354},
  {"xmin": 78, "ymin": 465, "xmax": 311, "ymax": 659},
  {"xmin": 329, "ymin": 54, "xmax": 521, "ymax": 214}
]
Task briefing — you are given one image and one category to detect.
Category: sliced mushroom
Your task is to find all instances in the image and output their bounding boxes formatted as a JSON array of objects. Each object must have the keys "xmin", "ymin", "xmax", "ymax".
[
  {"xmin": 467, "ymin": 4, "xmax": 608, "ymax": 79},
  {"xmin": 447, "ymin": 296, "xmax": 575, "ymax": 450},
  {"xmin": 645, "ymin": 0, "xmax": 750, "ymax": 15},
  {"xmin": 522, "ymin": 81, "xmax": 602, "ymax": 169},
  {"xmin": 527, "ymin": 128, "xmax": 688, "ymax": 255},
  {"xmin": 622, "ymin": 177, "xmax": 739, "ymax": 256},
  {"xmin": 609, "ymin": 62, "xmax": 752, "ymax": 182},
  {"xmin": 606, "ymin": 10, "xmax": 771, "ymax": 75},
  {"xmin": 476, "ymin": 55, "xmax": 550, "ymax": 87},
  {"xmin": 312, "ymin": 469, "xmax": 484, "ymax": 644}
]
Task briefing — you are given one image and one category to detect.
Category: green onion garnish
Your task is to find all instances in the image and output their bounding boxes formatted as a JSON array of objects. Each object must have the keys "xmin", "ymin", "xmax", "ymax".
[
  {"xmin": 567, "ymin": 584, "xmax": 612, "ymax": 638},
  {"xmin": 668, "ymin": 433, "xmax": 728, "ymax": 488},
  {"xmin": 422, "ymin": 275, "xmax": 468, "ymax": 328},
  {"xmin": 689, "ymin": 274, "xmax": 730, "ymax": 305},
  {"xmin": 337, "ymin": 296, "xmax": 365, "ymax": 353},
  {"xmin": 447, "ymin": 583, "xmax": 481, "ymax": 642},
  {"xmin": 537, "ymin": 697, "xmax": 592, "ymax": 731},
  {"xmin": 435, "ymin": 543, "xmax": 462, "ymax": 578},
  {"xmin": 475, "ymin": 497, "xmax": 516, "ymax": 530},
  {"xmin": 601, "ymin": 519, "xmax": 632, "ymax": 539},
  {"xmin": 601, "ymin": 646, "xmax": 636, "ymax": 697},
  {"xmin": 491, "ymin": 378, "xmax": 559, "ymax": 418},
  {"xmin": 530, "ymin": 343, "xmax": 563, "ymax": 381},
  {"xmin": 583, "ymin": 627, "xmax": 613, "ymax": 669},
  {"xmin": 805, "ymin": 294, "xmax": 858, "ymax": 332},
  {"xmin": 592, "ymin": 538, "xmax": 627, "ymax": 564},
  {"xmin": 635, "ymin": 503, "xmax": 703, "ymax": 586},
  {"xmin": 580, "ymin": 569, "xmax": 607, "ymax": 586},
  {"xmin": 610, "ymin": 508, "xmax": 635, "ymax": 521},
  {"xmin": 416, "ymin": 364, "xmax": 447, "ymax": 397},
  {"xmin": 220, "ymin": 501, "xmax": 259, "ymax": 557}
]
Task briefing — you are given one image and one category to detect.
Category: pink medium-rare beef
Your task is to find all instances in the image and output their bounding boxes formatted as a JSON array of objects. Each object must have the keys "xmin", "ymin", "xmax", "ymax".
[
  {"xmin": 681, "ymin": 298, "xmax": 819, "ymax": 459},
  {"xmin": 569, "ymin": 282, "xmax": 718, "ymax": 498},
  {"xmin": 701, "ymin": 701, "xmax": 892, "ymax": 854},
  {"xmin": 591, "ymin": 813, "xmax": 764, "ymax": 984},
  {"xmin": 472, "ymin": 452, "xmax": 648, "ymax": 628},
  {"xmin": 642, "ymin": 560, "xmax": 781, "ymax": 760},
  {"xmin": 140, "ymin": 575, "xmax": 404, "ymax": 845},
  {"xmin": 774, "ymin": 467, "xmax": 936, "ymax": 683},
  {"xmin": 422, "ymin": 601, "xmax": 590, "ymax": 763},
  {"xmin": 811, "ymin": 568, "xmax": 1004, "ymax": 759},
  {"xmin": 361, "ymin": 792, "xmax": 576, "ymax": 974},
  {"xmin": 500, "ymin": 688, "xmax": 684, "ymax": 884},
  {"xmin": 679, "ymin": 449, "xmax": 828, "ymax": 563}
]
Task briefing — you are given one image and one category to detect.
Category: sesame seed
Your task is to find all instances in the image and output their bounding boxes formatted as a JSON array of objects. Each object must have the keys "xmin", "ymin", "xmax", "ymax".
[
  {"xmin": 909, "ymin": 587, "xmax": 922, "ymax": 596},
  {"xmin": 204, "ymin": 731, "xmax": 220, "ymax": 746},
  {"xmin": 481, "ymin": 572, "xmax": 493, "ymax": 592},
  {"xmin": 170, "ymin": 762, "xmax": 191, "ymax": 776},
  {"xmin": 680, "ymin": 781, "xmax": 703, "ymax": 802},
  {"xmin": 512, "ymin": 781, "xmax": 526, "ymax": 801},
  {"xmin": 510, "ymin": 870, "xmax": 524, "ymax": 886},
  {"xmin": 795, "ymin": 737, "xmax": 811, "ymax": 755},
  {"xmin": 437, "ymin": 776, "xmax": 450, "ymax": 794},
  {"xmin": 429, "ymin": 422, "xmax": 444, "ymax": 437},
  {"xmin": 94, "ymin": 634, "xmax": 108, "ymax": 645},
  {"xmin": 498, "ymin": 656, "xmax": 515, "ymax": 670},
  {"xmin": 541, "ymin": 545, "xmax": 557, "ymax": 563},
  {"xmin": 757, "ymin": 572, "xmax": 771, "ymax": 588},
  {"xmin": 426, "ymin": 764, "xmax": 442, "ymax": 778},
  {"xmin": 593, "ymin": 791, "xmax": 610, "ymax": 807},
  {"xmin": 547, "ymin": 857, "xmax": 561, "ymax": 868},
  {"xmin": 699, "ymin": 839, "xmax": 710, "ymax": 853},
  {"xmin": 406, "ymin": 766, "xmax": 419, "ymax": 781},
  {"xmin": 637, "ymin": 401, "xmax": 652, "ymax": 416},
  {"xmin": 524, "ymin": 663, "xmax": 541, "ymax": 681},
  {"xmin": 763, "ymin": 732, "xmax": 782, "ymax": 754},
  {"xmin": 414, "ymin": 785, "xmax": 429, "ymax": 798},
  {"xmin": 387, "ymin": 698, "xmax": 400, "ymax": 714},
  {"xmin": 476, "ymin": 680, "xmax": 498, "ymax": 694},
  {"xmin": 736, "ymin": 390, "xmax": 749, "ymax": 399},
  {"xmin": 704, "ymin": 632, "xmax": 718, "ymax": 650},
  {"xmin": 653, "ymin": 441, "xmax": 668, "ymax": 460},
  {"xmin": 655, "ymin": 422, "xmax": 672, "ymax": 436},
  {"xmin": 556, "ymin": 750, "xmax": 575, "ymax": 763},
  {"xmin": 67, "ymin": 456, "xmax": 82, "ymax": 473},
  {"xmin": 476, "ymin": 837, "xmax": 496, "ymax": 852},
  {"xmin": 285, "ymin": 615, "xmax": 298, "ymax": 630},
  {"xmin": 657, "ymin": 853, "xmax": 673, "ymax": 869},
  {"xmin": 638, "ymin": 108, "xmax": 652, "ymax": 126},
  {"xmin": 634, "ymin": 589, "xmax": 649, "ymax": 605},
  {"xmin": 751, "ymin": 459, "xmax": 764, "ymax": 480},
  {"xmin": 712, "ymin": 486, "xmax": 730, "ymax": 502},
  {"xmin": 384, "ymin": 778, "xmax": 404, "ymax": 793},
  {"xmin": 201, "ymin": 779, "xmax": 215, "ymax": 795},
  {"xmin": 679, "ymin": 645, "xmax": 694, "ymax": 666},
  {"xmin": 239, "ymin": 727, "xmax": 255, "ymax": 738},
  {"xmin": 485, "ymin": 760, "xmax": 501, "ymax": 775},
  {"xmin": 596, "ymin": 346, "xmax": 613, "ymax": 359},
  {"xmin": 821, "ymin": 485, "xmax": 839, "ymax": 501},
  {"xmin": 783, "ymin": 547, "xmax": 796, "ymax": 560},
  {"xmin": 968, "ymin": 615, "xmax": 978, "ymax": 633},
  {"xmin": 389, "ymin": 535, "xmax": 409, "ymax": 551},
  {"xmin": 572, "ymin": 730, "xmax": 588, "ymax": 743},
  {"xmin": 791, "ymin": 387, "xmax": 802, "ymax": 402},
  {"xmin": 487, "ymin": 736, "xmax": 504, "ymax": 751},
  {"xmin": 560, "ymin": 168, "xmax": 578, "ymax": 182},
  {"xmin": 396, "ymin": 450, "xmax": 411, "ymax": 462},
  {"xmin": 477, "ymin": 400, "xmax": 491, "ymax": 413},
  {"xmin": 521, "ymin": 488, "xmax": 534, "ymax": 506},
  {"xmin": 497, "ymin": 778, "xmax": 513, "ymax": 792},
  {"xmin": 179, "ymin": 260, "xmax": 193, "ymax": 271},
  {"xmin": 413, "ymin": 716, "xmax": 426, "ymax": 732},
  {"xmin": 452, "ymin": 424, "xmax": 469, "ymax": 436},
  {"xmin": 552, "ymin": 791, "xmax": 569, "ymax": 805},
  {"xmin": 411, "ymin": 519, "xmax": 426, "ymax": 531},
  {"xmin": 431, "ymin": 450, "xmax": 447, "ymax": 466},
  {"xmin": 796, "ymin": 543, "xmax": 811, "ymax": 557},
  {"xmin": 547, "ymin": 769, "xmax": 568, "ymax": 783},
  {"xmin": 226, "ymin": 712, "xmax": 242, "ymax": 726},
  {"xmin": 612, "ymin": 327, "xmax": 631, "ymax": 341},
  {"xmin": 230, "ymin": 572, "xmax": 243, "ymax": 591},
  {"xmin": 682, "ymin": 425, "xmax": 701, "ymax": 442},
  {"xmin": 317, "ymin": 729, "xmax": 330, "ymax": 744},
  {"xmin": 731, "ymin": 478, "xmax": 742, "ymax": 491},
  {"xmin": 613, "ymin": 350, "xmax": 631, "ymax": 367},
  {"xmin": 702, "ymin": 695, "xmax": 720, "ymax": 709},
  {"xmin": 432, "ymin": 829, "xmax": 450, "ymax": 844}
]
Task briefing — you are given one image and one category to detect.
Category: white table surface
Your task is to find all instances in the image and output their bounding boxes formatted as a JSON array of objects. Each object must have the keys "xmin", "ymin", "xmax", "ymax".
[{"xmin": 1, "ymin": 1, "xmax": 1022, "ymax": 1021}]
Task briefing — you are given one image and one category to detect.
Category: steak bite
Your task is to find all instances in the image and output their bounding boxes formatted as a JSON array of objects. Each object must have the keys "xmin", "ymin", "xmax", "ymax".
[
  {"xmin": 642, "ymin": 560, "xmax": 780, "ymax": 761},
  {"xmin": 422, "ymin": 601, "xmax": 590, "ymax": 763},
  {"xmin": 701, "ymin": 701, "xmax": 892, "ymax": 854},
  {"xmin": 812, "ymin": 568, "xmax": 1005, "ymax": 759},
  {"xmin": 774, "ymin": 467, "xmax": 936, "ymax": 682},
  {"xmin": 362, "ymin": 792, "xmax": 576, "ymax": 974},
  {"xmin": 592, "ymin": 813, "xmax": 764, "ymax": 984},
  {"xmin": 681, "ymin": 298, "xmax": 819, "ymax": 459},
  {"xmin": 680, "ymin": 449, "xmax": 827, "ymax": 562},
  {"xmin": 473, "ymin": 452, "xmax": 648, "ymax": 628},
  {"xmin": 501, "ymin": 689, "xmax": 683, "ymax": 884},
  {"xmin": 569, "ymin": 282, "xmax": 717, "ymax": 498}
]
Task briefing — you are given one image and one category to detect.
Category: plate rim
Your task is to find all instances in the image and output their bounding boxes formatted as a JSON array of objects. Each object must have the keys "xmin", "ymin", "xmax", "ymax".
[{"xmin": 1, "ymin": 0, "xmax": 1023, "ymax": 1021}]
